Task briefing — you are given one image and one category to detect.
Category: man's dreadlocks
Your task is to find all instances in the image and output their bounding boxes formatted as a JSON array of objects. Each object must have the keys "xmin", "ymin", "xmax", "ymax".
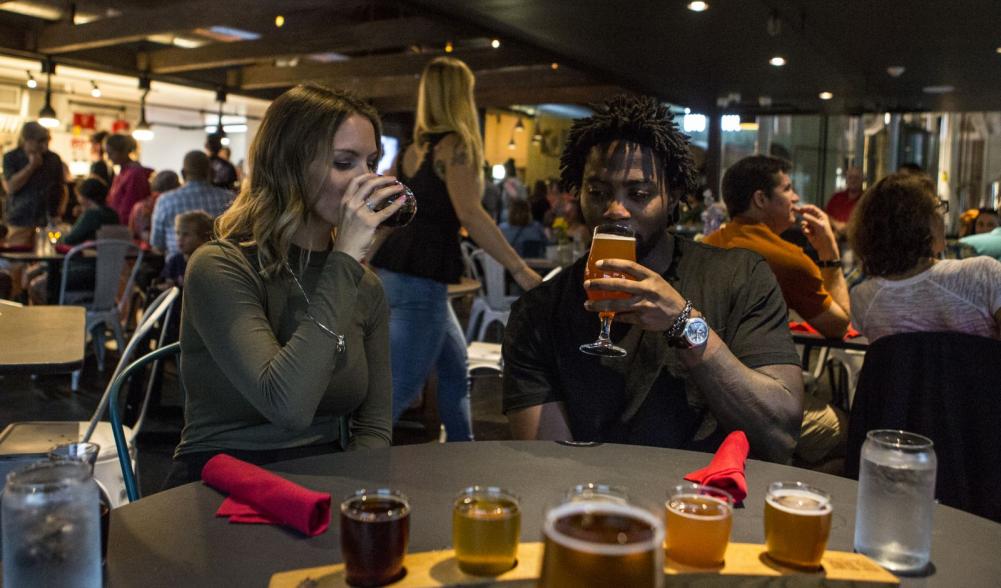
[{"xmin": 559, "ymin": 94, "xmax": 697, "ymax": 198}]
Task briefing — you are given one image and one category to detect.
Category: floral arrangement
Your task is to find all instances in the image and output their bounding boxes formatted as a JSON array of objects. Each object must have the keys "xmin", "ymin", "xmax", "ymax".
[{"xmin": 551, "ymin": 216, "xmax": 570, "ymax": 244}]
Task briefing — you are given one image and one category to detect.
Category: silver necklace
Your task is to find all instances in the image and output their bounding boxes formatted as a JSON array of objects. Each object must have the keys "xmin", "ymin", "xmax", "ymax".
[{"xmin": 285, "ymin": 261, "xmax": 345, "ymax": 353}]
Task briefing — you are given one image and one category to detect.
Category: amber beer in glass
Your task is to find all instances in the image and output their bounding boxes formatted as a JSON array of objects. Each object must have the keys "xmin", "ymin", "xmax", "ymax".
[
  {"xmin": 340, "ymin": 489, "xmax": 410, "ymax": 587},
  {"xmin": 580, "ymin": 224, "xmax": 636, "ymax": 357},
  {"xmin": 763, "ymin": 482, "xmax": 832, "ymax": 569},
  {"xmin": 451, "ymin": 486, "xmax": 521, "ymax": 575},
  {"xmin": 664, "ymin": 484, "xmax": 733, "ymax": 567},
  {"xmin": 539, "ymin": 486, "xmax": 664, "ymax": 588}
]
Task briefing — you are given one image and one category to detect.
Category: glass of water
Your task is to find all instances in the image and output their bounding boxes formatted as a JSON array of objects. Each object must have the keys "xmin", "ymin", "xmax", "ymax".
[
  {"xmin": 2, "ymin": 460, "xmax": 102, "ymax": 588},
  {"xmin": 853, "ymin": 430, "xmax": 937, "ymax": 574}
]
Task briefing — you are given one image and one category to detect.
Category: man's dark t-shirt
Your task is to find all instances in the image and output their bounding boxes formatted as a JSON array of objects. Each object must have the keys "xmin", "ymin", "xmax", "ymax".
[
  {"xmin": 3, "ymin": 148, "xmax": 64, "ymax": 226},
  {"xmin": 502, "ymin": 235, "xmax": 799, "ymax": 451}
]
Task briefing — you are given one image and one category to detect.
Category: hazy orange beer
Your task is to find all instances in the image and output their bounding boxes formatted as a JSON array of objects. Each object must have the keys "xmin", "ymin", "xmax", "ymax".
[
  {"xmin": 664, "ymin": 484, "xmax": 733, "ymax": 567},
  {"xmin": 580, "ymin": 224, "xmax": 636, "ymax": 357},
  {"xmin": 763, "ymin": 482, "xmax": 832, "ymax": 568}
]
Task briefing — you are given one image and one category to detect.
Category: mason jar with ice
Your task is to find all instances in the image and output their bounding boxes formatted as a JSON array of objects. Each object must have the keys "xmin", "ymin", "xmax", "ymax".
[{"xmin": 853, "ymin": 430, "xmax": 937, "ymax": 574}]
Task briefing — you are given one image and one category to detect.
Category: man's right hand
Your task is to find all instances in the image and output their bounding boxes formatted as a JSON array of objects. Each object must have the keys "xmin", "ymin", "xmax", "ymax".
[
  {"xmin": 795, "ymin": 204, "xmax": 839, "ymax": 259},
  {"xmin": 27, "ymin": 151, "xmax": 43, "ymax": 170}
]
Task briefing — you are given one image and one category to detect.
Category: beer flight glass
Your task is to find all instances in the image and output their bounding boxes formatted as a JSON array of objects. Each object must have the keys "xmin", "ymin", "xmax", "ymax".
[
  {"xmin": 664, "ymin": 483, "xmax": 733, "ymax": 567},
  {"xmin": 763, "ymin": 481, "xmax": 832, "ymax": 569},
  {"xmin": 452, "ymin": 486, "xmax": 521, "ymax": 576},
  {"xmin": 340, "ymin": 489, "xmax": 410, "ymax": 587},
  {"xmin": 580, "ymin": 224, "xmax": 637, "ymax": 357},
  {"xmin": 539, "ymin": 484, "xmax": 664, "ymax": 588}
]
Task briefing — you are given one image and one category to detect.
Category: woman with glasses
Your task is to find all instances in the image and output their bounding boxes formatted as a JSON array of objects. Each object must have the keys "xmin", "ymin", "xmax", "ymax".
[{"xmin": 848, "ymin": 172, "xmax": 1001, "ymax": 342}]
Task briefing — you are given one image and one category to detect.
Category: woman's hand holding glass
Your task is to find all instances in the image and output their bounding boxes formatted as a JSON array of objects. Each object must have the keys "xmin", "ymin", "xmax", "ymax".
[
  {"xmin": 584, "ymin": 259, "xmax": 688, "ymax": 332},
  {"xmin": 335, "ymin": 173, "xmax": 408, "ymax": 261}
]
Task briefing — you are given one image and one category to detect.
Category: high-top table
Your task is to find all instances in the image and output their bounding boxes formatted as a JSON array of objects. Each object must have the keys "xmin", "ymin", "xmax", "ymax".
[
  {"xmin": 0, "ymin": 304, "xmax": 85, "ymax": 374},
  {"xmin": 107, "ymin": 441, "xmax": 1001, "ymax": 587}
]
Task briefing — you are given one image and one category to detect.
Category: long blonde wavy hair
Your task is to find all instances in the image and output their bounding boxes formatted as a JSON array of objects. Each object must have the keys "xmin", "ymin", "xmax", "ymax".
[
  {"xmin": 215, "ymin": 85, "xmax": 382, "ymax": 277},
  {"xmin": 414, "ymin": 57, "xmax": 483, "ymax": 170}
]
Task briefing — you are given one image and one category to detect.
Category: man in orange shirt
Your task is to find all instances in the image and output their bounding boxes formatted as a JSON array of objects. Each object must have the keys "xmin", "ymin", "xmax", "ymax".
[
  {"xmin": 705, "ymin": 155, "xmax": 849, "ymax": 464},
  {"xmin": 705, "ymin": 156, "xmax": 850, "ymax": 338}
]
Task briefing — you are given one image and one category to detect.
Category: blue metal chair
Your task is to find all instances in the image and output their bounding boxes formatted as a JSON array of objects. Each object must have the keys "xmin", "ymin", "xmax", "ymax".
[{"xmin": 108, "ymin": 341, "xmax": 181, "ymax": 503}]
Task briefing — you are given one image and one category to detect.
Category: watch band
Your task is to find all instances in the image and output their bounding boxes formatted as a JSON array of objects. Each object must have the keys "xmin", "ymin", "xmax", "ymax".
[
  {"xmin": 816, "ymin": 259, "xmax": 841, "ymax": 268},
  {"xmin": 665, "ymin": 300, "xmax": 693, "ymax": 340}
]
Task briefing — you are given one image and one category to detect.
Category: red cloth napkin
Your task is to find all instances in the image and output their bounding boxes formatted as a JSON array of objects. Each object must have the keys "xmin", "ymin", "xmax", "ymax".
[
  {"xmin": 55, "ymin": 244, "xmax": 71, "ymax": 254},
  {"xmin": 201, "ymin": 454, "xmax": 331, "ymax": 537},
  {"xmin": 684, "ymin": 430, "xmax": 750, "ymax": 504},
  {"xmin": 789, "ymin": 320, "xmax": 861, "ymax": 339}
]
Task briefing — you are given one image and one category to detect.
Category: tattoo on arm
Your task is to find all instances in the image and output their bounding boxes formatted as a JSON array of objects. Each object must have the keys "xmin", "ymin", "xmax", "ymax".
[
  {"xmin": 451, "ymin": 144, "xmax": 469, "ymax": 167},
  {"xmin": 434, "ymin": 159, "xmax": 447, "ymax": 180}
]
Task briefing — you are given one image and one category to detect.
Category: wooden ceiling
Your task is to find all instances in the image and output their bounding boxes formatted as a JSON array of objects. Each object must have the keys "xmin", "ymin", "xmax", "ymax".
[
  {"xmin": 0, "ymin": 0, "xmax": 996, "ymax": 114},
  {"xmin": 0, "ymin": 0, "xmax": 625, "ymax": 112}
]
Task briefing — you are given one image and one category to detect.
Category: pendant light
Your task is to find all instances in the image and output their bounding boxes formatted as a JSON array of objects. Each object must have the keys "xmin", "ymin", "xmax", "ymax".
[
  {"xmin": 132, "ymin": 76, "xmax": 154, "ymax": 141},
  {"xmin": 37, "ymin": 60, "xmax": 59, "ymax": 129}
]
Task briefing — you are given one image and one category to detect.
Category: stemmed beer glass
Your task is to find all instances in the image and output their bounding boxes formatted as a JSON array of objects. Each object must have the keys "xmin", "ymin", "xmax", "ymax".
[{"xmin": 580, "ymin": 224, "xmax": 636, "ymax": 357}]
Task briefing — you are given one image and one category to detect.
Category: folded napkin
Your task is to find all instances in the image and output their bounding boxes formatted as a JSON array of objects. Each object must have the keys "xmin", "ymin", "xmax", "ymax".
[
  {"xmin": 684, "ymin": 430, "xmax": 749, "ymax": 504},
  {"xmin": 201, "ymin": 454, "xmax": 331, "ymax": 537},
  {"xmin": 789, "ymin": 320, "xmax": 861, "ymax": 339}
]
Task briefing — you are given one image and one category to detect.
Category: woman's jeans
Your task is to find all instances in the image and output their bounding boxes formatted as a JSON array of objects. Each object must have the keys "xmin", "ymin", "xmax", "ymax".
[{"xmin": 377, "ymin": 269, "xmax": 473, "ymax": 441}]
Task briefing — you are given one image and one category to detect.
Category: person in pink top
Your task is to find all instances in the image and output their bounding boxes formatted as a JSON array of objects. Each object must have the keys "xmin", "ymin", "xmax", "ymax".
[{"xmin": 105, "ymin": 133, "xmax": 152, "ymax": 225}]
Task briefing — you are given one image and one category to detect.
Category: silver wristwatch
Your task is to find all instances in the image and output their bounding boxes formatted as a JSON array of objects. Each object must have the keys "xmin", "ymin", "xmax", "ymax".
[{"xmin": 665, "ymin": 300, "xmax": 709, "ymax": 349}]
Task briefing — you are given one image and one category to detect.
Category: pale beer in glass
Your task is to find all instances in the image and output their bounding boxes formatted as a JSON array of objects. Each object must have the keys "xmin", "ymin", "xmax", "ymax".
[
  {"xmin": 452, "ymin": 486, "xmax": 520, "ymax": 575},
  {"xmin": 763, "ymin": 482, "xmax": 832, "ymax": 569}
]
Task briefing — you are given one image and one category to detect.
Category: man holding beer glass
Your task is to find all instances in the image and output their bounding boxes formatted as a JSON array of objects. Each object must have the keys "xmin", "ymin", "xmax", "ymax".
[{"xmin": 502, "ymin": 95, "xmax": 804, "ymax": 462}]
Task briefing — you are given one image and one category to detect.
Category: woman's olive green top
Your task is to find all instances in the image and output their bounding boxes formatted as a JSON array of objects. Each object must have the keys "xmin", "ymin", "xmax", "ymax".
[{"xmin": 175, "ymin": 239, "xmax": 391, "ymax": 457}]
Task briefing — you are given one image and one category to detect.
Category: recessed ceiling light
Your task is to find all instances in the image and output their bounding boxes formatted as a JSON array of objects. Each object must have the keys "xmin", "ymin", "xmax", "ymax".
[
  {"xmin": 274, "ymin": 15, "xmax": 284, "ymax": 28},
  {"xmin": 490, "ymin": 38, "xmax": 501, "ymax": 49},
  {"xmin": 550, "ymin": 62, "xmax": 559, "ymax": 70},
  {"xmin": 996, "ymin": 47, "xmax": 1001, "ymax": 54},
  {"xmin": 769, "ymin": 56, "xmax": 786, "ymax": 67},
  {"xmin": 886, "ymin": 66, "xmax": 905, "ymax": 77},
  {"xmin": 819, "ymin": 91, "xmax": 833, "ymax": 100},
  {"xmin": 687, "ymin": 1, "xmax": 709, "ymax": 12},
  {"xmin": 922, "ymin": 85, "xmax": 955, "ymax": 94}
]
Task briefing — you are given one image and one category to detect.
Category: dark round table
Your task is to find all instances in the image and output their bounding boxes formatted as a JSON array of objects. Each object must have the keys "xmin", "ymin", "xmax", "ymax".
[{"xmin": 106, "ymin": 441, "xmax": 1001, "ymax": 587}]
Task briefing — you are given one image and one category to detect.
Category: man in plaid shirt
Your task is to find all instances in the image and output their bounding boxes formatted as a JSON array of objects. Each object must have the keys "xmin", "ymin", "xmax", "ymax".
[{"xmin": 150, "ymin": 150, "xmax": 234, "ymax": 257}]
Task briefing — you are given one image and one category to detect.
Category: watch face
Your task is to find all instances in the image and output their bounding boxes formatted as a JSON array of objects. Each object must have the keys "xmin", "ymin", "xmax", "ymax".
[{"xmin": 684, "ymin": 317, "xmax": 709, "ymax": 347}]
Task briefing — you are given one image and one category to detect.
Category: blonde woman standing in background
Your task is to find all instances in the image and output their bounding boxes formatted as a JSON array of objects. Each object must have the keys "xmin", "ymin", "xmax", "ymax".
[{"xmin": 370, "ymin": 57, "xmax": 542, "ymax": 441}]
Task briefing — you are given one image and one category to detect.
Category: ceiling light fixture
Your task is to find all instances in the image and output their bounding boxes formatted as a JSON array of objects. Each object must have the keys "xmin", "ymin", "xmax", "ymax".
[
  {"xmin": 132, "ymin": 76, "xmax": 154, "ymax": 141},
  {"xmin": 507, "ymin": 135, "xmax": 516, "ymax": 150},
  {"xmin": 819, "ymin": 91, "xmax": 833, "ymax": 100},
  {"xmin": 886, "ymin": 66, "xmax": 905, "ymax": 78},
  {"xmin": 25, "ymin": 70, "xmax": 37, "ymax": 89},
  {"xmin": 996, "ymin": 47, "xmax": 1001, "ymax": 54},
  {"xmin": 769, "ymin": 56, "xmax": 786, "ymax": 67},
  {"xmin": 550, "ymin": 62, "xmax": 559, "ymax": 70},
  {"xmin": 922, "ymin": 85, "xmax": 955, "ymax": 94},
  {"xmin": 274, "ymin": 15, "xmax": 284, "ymax": 28},
  {"xmin": 491, "ymin": 38, "xmax": 501, "ymax": 49},
  {"xmin": 444, "ymin": 40, "xmax": 454, "ymax": 53},
  {"xmin": 514, "ymin": 116, "xmax": 524, "ymax": 132},
  {"xmin": 212, "ymin": 86, "xmax": 228, "ymax": 140},
  {"xmin": 37, "ymin": 61, "xmax": 59, "ymax": 129},
  {"xmin": 687, "ymin": 1, "xmax": 709, "ymax": 12},
  {"xmin": 90, "ymin": 80, "xmax": 101, "ymax": 98}
]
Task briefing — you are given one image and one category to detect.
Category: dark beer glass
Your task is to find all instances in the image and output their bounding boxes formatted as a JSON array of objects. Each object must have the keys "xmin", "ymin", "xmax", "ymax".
[
  {"xmin": 367, "ymin": 183, "xmax": 417, "ymax": 228},
  {"xmin": 340, "ymin": 489, "xmax": 410, "ymax": 587},
  {"xmin": 539, "ymin": 484, "xmax": 664, "ymax": 588}
]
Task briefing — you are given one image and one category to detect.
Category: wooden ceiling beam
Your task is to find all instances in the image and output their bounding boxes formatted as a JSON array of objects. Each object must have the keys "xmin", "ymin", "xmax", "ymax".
[
  {"xmin": 327, "ymin": 66, "xmax": 593, "ymax": 100},
  {"xmin": 237, "ymin": 46, "xmax": 544, "ymax": 90},
  {"xmin": 34, "ymin": 0, "xmax": 354, "ymax": 54},
  {"xmin": 146, "ymin": 16, "xmax": 469, "ymax": 74},
  {"xmin": 372, "ymin": 84, "xmax": 625, "ymax": 112}
]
